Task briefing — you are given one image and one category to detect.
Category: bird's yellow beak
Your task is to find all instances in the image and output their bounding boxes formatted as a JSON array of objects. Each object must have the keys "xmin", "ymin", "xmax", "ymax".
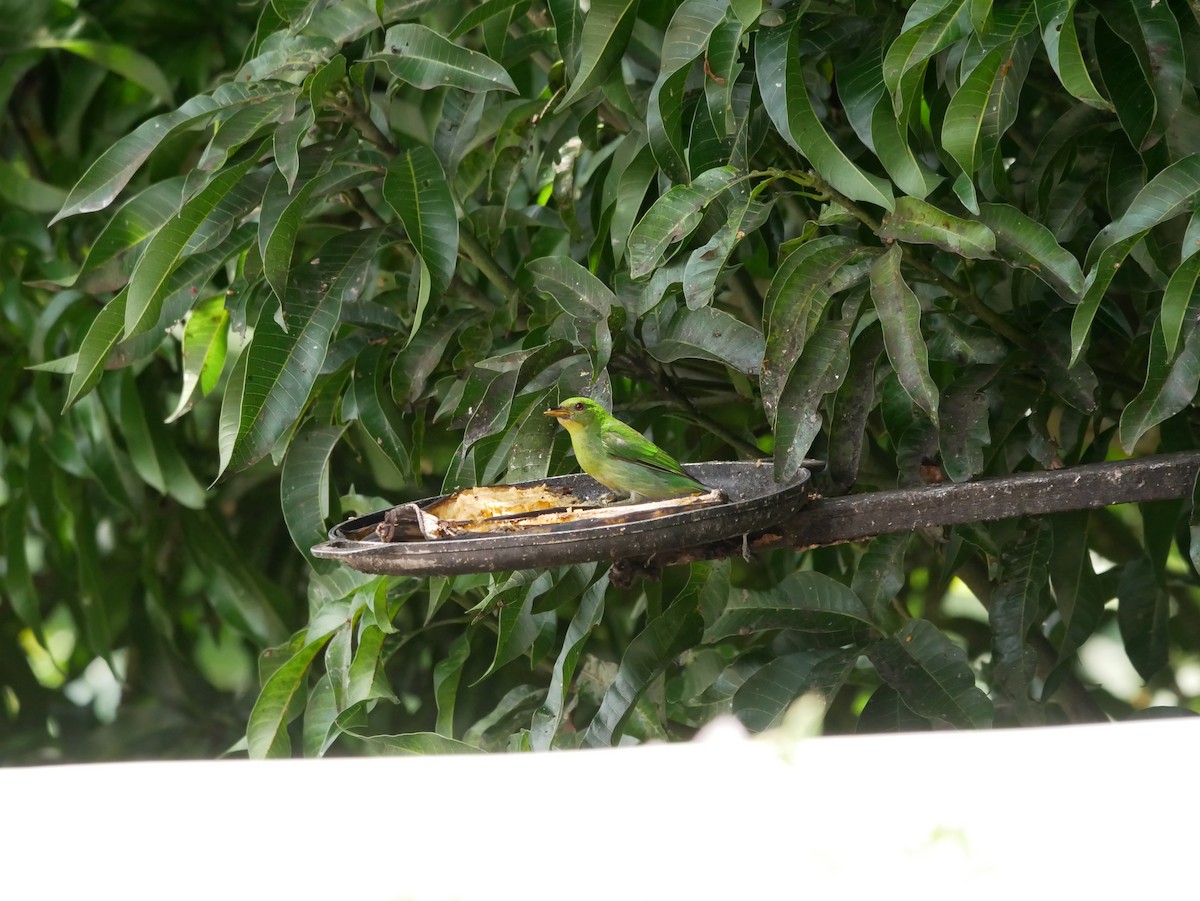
[{"xmin": 544, "ymin": 406, "xmax": 569, "ymax": 419}]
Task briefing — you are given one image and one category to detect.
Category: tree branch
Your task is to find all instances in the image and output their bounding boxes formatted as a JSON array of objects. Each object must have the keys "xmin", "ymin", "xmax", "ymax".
[{"xmin": 624, "ymin": 452, "xmax": 1200, "ymax": 567}]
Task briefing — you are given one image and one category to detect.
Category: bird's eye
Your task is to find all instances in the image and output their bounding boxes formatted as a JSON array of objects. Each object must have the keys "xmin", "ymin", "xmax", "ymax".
[{"xmin": 575, "ymin": 402, "xmax": 585, "ymax": 411}]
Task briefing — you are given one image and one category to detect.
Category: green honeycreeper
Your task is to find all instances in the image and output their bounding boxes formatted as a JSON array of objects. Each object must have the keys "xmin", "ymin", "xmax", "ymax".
[{"xmin": 544, "ymin": 397, "xmax": 709, "ymax": 501}]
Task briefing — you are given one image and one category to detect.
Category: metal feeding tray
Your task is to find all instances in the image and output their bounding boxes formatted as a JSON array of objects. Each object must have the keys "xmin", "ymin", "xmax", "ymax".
[{"xmin": 311, "ymin": 461, "xmax": 814, "ymax": 577}]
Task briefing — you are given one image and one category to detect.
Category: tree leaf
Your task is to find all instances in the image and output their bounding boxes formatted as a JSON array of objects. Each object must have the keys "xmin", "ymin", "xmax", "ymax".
[
  {"xmin": 583, "ymin": 574, "xmax": 706, "ymax": 747},
  {"xmin": 644, "ymin": 304, "xmax": 765, "ymax": 375},
  {"xmin": 64, "ymin": 293, "xmax": 127, "ymax": 412},
  {"xmin": 1117, "ymin": 554, "xmax": 1169, "ymax": 680},
  {"xmin": 682, "ymin": 195, "xmax": 771, "ymax": 309},
  {"xmin": 350, "ymin": 343, "xmax": 412, "ymax": 478},
  {"xmin": 757, "ymin": 15, "xmax": 893, "ymax": 210},
  {"xmin": 281, "ymin": 422, "xmax": 346, "ymax": 568},
  {"xmin": 384, "ymin": 146, "xmax": 458, "ymax": 308},
  {"xmin": 882, "ymin": 1, "xmax": 971, "ymax": 120},
  {"xmin": 1119, "ymin": 316, "xmax": 1200, "ymax": 453},
  {"xmin": 942, "ymin": 36, "xmax": 1034, "ymax": 181},
  {"xmin": 1035, "ymin": 0, "xmax": 1111, "ymax": 110},
  {"xmin": 531, "ymin": 575, "xmax": 607, "ymax": 750},
  {"xmin": 51, "ymin": 81, "xmax": 294, "ymax": 223},
  {"xmin": 627, "ymin": 165, "xmax": 739, "ymax": 278},
  {"xmin": 761, "ymin": 237, "xmax": 872, "ymax": 420},
  {"xmin": 69, "ymin": 177, "xmax": 187, "ymax": 292},
  {"xmin": 732, "ymin": 649, "xmax": 857, "ymax": 732},
  {"xmin": 866, "ymin": 618, "xmax": 993, "ymax": 728},
  {"xmin": 560, "ymin": 0, "xmax": 639, "ymax": 106},
  {"xmin": 247, "ymin": 629, "xmax": 335, "ymax": 758},
  {"xmin": 1160, "ymin": 249, "xmax": 1200, "ymax": 361},
  {"xmin": 870, "ymin": 245, "xmax": 939, "ymax": 425},
  {"xmin": 878, "ymin": 196, "xmax": 996, "ymax": 259},
  {"xmin": 647, "ymin": 0, "xmax": 728, "ymax": 182},
  {"xmin": 772, "ymin": 314, "xmax": 852, "ymax": 483},
  {"xmin": 124, "ymin": 158, "xmax": 266, "ymax": 338},
  {"xmin": 976, "ymin": 202, "xmax": 1083, "ymax": 301},
  {"xmin": 165, "ymin": 296, "xmax": 230, "ymax": 423},
  {"xmin": 1094, "ymin": 0, "xmax": 1184, "ymax": 151},
  {"xmin": 705, "ymin": 571, "xmax": 877, "ymax": 643},
  {"xmin": 220, "ymin": 229, "xmax": 379, "ymax": 476},
  {"xmin": 373, "ymin": 24, "xmax": 517, "ymax": 92},
  {"xmin": 989, "ymin": 521, "xmax": 1051, "ymax": 718},
  {"xmin": 346, "ymin": 731, "xmax": 484, "ymax": 754},
  {"xmin": 433, "ymin": 631, "xmax": 472, "ymax": 737},
  {"xmin": 34, "ymin": 37, "xmax": 174, "ymax": 106},
  {"xmin": 870, "ymin": 97, "xmax": 942, "ymax": 200},
  {"xmin": 1071, "ymin": 152, "xmax": 1200, "ymax": 363}
]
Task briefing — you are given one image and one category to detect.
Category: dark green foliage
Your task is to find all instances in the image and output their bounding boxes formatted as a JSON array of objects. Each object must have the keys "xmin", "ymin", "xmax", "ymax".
[{"xmin": 4, "ymin": 0, "xmax": 1200, "ymax": 760}]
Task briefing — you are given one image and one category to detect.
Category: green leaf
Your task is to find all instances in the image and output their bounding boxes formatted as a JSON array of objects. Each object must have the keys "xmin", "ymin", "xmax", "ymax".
[
  {"xmin": 866, "ymin": 619, "xmax": 993, "ymax": 728},
  {"xmin": 0, "ymin": 159, "xmax": 68, "ymax": 214},
  {"xmin": 870, "ymin": 98, "xmax": 942, "ymax": 200},
  {"xmin": 118, "ymin": 376, "xmax": 207, "ymax": 508},
  {"xmin": 165, "ymin": 296, "xmax": 230, "ymax": 423},
  {"xmin": 4, "ymin": 492, "xmax": 42, "ymax": 638},
  {"xmin": 1117, "ymin": 554, "xmax": 1169, "ymax": 680},
  {"xmin": 705, "ymin": 571, "xmax": 877, "ymax": 643},
  {"xmin": 757, "ymin": 16, "xmax": 893, "ymax": 210},
  {"xmin": 878, "ymin": 196, "xmax": 996, "ymax": 259},
  {"xmin": 647, "ymin": 0, "xmax": 728, "ymax": 182},
  {"xmin": 773, "ymin": 314, "xmax": 853, "ymax": 483},
  {"xmin": 870, "ymin": 246, "xmax": 939, "ymax": 425},
  {"xmin": 560, "ymin": 0, "xmax": 639, "ymax": 106},
  {"xmin": 124, "ymin": 158, "xmax": 266, "ymax": 338},
  {"xmin": 851, "ymin": 532, "xmax": 908, "ymax": 627},
  {"xmin": 732, "ymin": 649, "xmax": 857, "ymax": 732},
  {"xmin": 52, "ymin": 81, "xmax": 294, "ymax": 223},
  {"xmin": 645, "ymin": 303, "xmax": 764, "ymax": 375},
  {"xmin": 1095, "ymin": 0, "xmax": 1184, "ymax": 151},
  {"xmin": 682, "ymin": 195, "xmax": 771, "ymax": 309},
  {"xmin": 247, "ymin": 630, "xmax": 335, "ymax": 758},
  {"xmin": 761, "ymin": 237, "xmax": 872, "ymax": 421},
  {"xmin": 976, "ymin": 202, "xmax": 1083, "ymax": 301},
  {"xmin": 627, "ymin": 166, "xmax": 739, "ymax": 278},
  {"xmin": 882, "ymin": 1, "xmax": 971, "ymax": 120},
  {"xmin": 34, "ymin": 38, "xmax": 173, "ymax": 106},
  {"xmin": 938, "ymin": 375, "xmax": 991, "ymax": 482},
  {"xmin": 346, "ymin": 731, "xmax": 484, "ymax": 754},
  {"xmin": 531, "ymin": 575, "xmax": 607, "ymax": 750},
  {"xmin": 373, "ymin": 24, "xmax": 517, "ymax": 92},
  {"xmin": 583, "ymin": 574, "xmax": 706, "ymax": 747},
  {"xmin": 350, "ymin": 343, "xmax": 412, "ymax": 478},
  {"xmin": 1073, "ymin": 152, "xmax": 1200, "ymax": 365},
  {"xmin": 528, "ymin": 256, "xmax": 615, "ymax": 317},
  {"xmin": 64, "ymin": 293, "xmax": 126, "ymax": 411},
  {"xmin": 1190, "ymin": 470, "xmax": 1200, "ymax": 576},
  {"xmin": 220, "ymin": 229, "xmax": 379, "ymax": 476},
  {"xmin": 1160, "ymin": 250, "xmax": 1200, "ymax": 361},
  {"xmin": 989, "ymin": 522, "xmax": 1051, "ymax": 717},
  {"xmin": 433, "ymin": 631, "xmax": 472, "ymax": 737},
  {"xmin": 1036, "ymin": 0, "xmax": 1111, "ymax": 110},
  {"xmin": 198, "ymin": 93, "xmax": 296, "ymax": 172},
  {"xmin": 70, "ymin": 177, "xmax": 187, "ymax": 292},
  {"xmin": 384, "ymin": 146, "xmax": 459, "ymax": 311},
  {"xmin": 857, "ymin": 685, "xmax": 931, "ymax": 732},
  {"xmin": 942, "ymin": 36, "xmax": 1034, "ymax": 180},
  {"xmin": 281, "ymin": 422, "xmax": 346, "ymax": 568},
  {"xmin": 478, "ymin": 570, "xmax": 556, "ymax": 679},
  {"xmin": 1119, "ymin": 316, "xmax": 1200, "ymax": 453}
]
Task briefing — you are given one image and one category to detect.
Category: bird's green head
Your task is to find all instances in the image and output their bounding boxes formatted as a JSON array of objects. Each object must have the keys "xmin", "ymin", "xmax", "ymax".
[{"xmin": 544, "ymin": 396, "xmax": 605, "ymax": 431}]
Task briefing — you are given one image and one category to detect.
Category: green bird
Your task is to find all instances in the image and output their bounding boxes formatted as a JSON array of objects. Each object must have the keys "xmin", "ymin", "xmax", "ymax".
[{"xmin": 544, "ymin": 396, "xmax": 709, "ymax": 501}]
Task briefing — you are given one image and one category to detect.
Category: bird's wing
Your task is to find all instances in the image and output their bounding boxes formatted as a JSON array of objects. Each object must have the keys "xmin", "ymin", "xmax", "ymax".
[{"xmin": 598, "ymin": 417, "xmax": 690, "ymax": 476}]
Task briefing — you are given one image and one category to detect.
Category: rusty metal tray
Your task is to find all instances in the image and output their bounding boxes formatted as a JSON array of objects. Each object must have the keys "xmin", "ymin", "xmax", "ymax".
[{"xmin": 311, "ymin": 461, "xmax": 813, "ymax": 576}]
